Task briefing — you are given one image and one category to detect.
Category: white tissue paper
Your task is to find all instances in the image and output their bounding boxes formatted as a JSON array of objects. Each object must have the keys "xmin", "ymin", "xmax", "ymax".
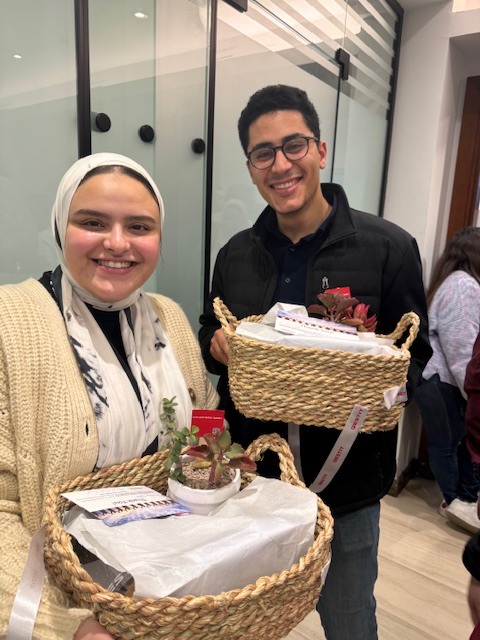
[
  {"xmin": 235, "ymin": 303, "xmax": 399, "ymax": 357},
  {"xmin": 64, "ymin": 476, "xmax": 319, "ymax": 599}
]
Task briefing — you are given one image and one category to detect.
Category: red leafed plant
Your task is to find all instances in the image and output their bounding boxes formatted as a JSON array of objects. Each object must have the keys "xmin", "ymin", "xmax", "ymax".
[
  {"xmin": 307, "ymin": 292, "xmax": 377, "ymax": 332},
  {"xmin": 185, "ymin": 430, "xmax": 257, "ymax": 484}
]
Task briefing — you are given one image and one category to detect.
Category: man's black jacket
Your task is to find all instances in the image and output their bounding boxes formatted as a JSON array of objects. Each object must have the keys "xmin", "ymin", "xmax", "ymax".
[{"xmin": 199, "ymin": 183, "xmax": 431, "ymax": 515}]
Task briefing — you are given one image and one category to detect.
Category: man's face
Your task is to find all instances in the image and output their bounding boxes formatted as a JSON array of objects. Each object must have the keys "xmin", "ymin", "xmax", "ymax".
[{"xmin": 246, "ymin": 110, "xmax": 327, "ymax": 219}]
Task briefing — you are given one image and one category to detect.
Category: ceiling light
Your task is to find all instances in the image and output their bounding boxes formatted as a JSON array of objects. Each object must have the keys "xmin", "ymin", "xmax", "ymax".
[
  {"xmin": 13, "ymin": 53, "xmax": 22, "ymax": 59},
  {"xmin": 134, "ymin": 11, "xmax": 148, "ymax": 19}
]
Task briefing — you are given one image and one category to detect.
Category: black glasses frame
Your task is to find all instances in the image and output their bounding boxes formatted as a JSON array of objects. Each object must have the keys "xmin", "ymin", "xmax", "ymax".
[{"xmin": 247, "ymin": 136, "xmax": 319, "ymax": 169}]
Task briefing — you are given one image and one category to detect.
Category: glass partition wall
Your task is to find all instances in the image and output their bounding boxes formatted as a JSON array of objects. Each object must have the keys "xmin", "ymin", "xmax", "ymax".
[
  {"xmin": 90, "ymin": 0, "xmax": 212, "ymax": 321},
  {"xmin": 332, "ymin": 0, "xmax": 401, "ymax": 215},
  {"xmin": 0, "ymin": 1, "xmax": 78, "ymax": 283},
  {"xmin": 0, "ymin": 0, "xmax": 402, "ymax": 328},
  {"xmin": 89, "ymin": 0, "xmax": 158, "ymax": 292}
]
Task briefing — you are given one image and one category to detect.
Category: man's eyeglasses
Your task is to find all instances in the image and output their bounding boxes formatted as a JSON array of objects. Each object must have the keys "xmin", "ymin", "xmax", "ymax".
[{"xmin": 247, "ymin": 136, "xmax": 319, "ymax": 170}]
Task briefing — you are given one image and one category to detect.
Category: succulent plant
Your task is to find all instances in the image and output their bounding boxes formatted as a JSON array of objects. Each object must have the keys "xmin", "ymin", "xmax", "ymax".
[
  {"xmin": 343, "ymin": 303, "xmax": 378, "ymax": 332},
  {"xmin": 307, "ymin": 292, "xmax": 377, "ymax": 332},
  {"xmin": 161, "ymin": 397, "xmax": 256, "ymax": 487},
  {"xmin": 184, "ymin": 430, "xmax": 257, "ymax": 485}
]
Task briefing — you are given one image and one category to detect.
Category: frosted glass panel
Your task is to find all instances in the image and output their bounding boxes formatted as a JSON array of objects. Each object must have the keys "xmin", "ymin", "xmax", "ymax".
[
  {"xmin": 88, "ymin": 0, "xmax": 210, "ymax": 328},
  {"xmin": 211, "ymin": 1, "xmax": 339, "ymax": 270},
  {"xmin": 153, "ymin": 1, "xmax": 210, "ymax": 328},
  {"xmin": 331, "ymin": 0, "xmax": 400, "ymax": 215},
  {"xmin": 89, "ymin": 0, "xmax": 157, "ymax": 291},
  {"xmin": 332, "ymin": 95, "xmax": 387, "ymax": 215},
  {"xmin": 0, "ymin": 1, "xmax": 77, "ymax": 284},
  {"xmin": 89, "ymin": 0, "xmax": 156, "ymax": 170}
]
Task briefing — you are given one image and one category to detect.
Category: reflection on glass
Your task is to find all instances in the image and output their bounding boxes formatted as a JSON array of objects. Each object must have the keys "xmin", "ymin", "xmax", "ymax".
[
  {"xmin": 152, "ymin": 0, "xmax": 210, "ymax": 328},
  {"xmin": 88, "ymin": 0, "xmax": 210, "ymax": 328},
  {"xmin": 0, "ymin": 0, "xmax": 77, "ymax": 284},
  {"xmin": 332, "ymin": 0, "xmax": 400, "ymax": 215},
  {"xmin": 89, "ymin": 0, "xmax": 156, "ymax": 170},
  {"xmin": 89, "ymin": 0, "xmax": 157, "ymax": 292}
]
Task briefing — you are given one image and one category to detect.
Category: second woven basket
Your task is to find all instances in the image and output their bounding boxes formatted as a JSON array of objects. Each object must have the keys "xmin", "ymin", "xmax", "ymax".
[
  {"xmin": 213, "ymin": 297, "xmax": 419, "ymax": 433},
  {"xmin": 44, "ymin": 434, "xmax": 333, "ymax": 640}
]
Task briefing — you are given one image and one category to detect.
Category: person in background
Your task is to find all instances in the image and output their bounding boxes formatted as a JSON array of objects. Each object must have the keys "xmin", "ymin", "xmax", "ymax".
[
  {"xmin": 462, "ymin": 331, "xmax": 480, "ymax": 640},
  {"xmin": 199, "ymin": 84, "xmax": 431, "ymax": 640},
  {"xmin": 414, "ymin": 227, "xmax": 480, "ymax": 533},
  {"xmin": 0, "ymin": 153, "xmax": 218, "ymax": 639}
]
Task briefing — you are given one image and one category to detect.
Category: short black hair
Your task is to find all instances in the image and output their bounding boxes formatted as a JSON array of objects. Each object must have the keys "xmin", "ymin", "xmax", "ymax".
[{"xmin": 237, "ymin": 85, "xmax": 321, "ymax": 154}]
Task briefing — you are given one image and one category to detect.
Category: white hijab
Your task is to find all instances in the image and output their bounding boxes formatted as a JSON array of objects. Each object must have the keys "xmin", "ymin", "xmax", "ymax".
[{"xmin": 51, "ymin": 153, "xmax": 192, "ymax": 470}]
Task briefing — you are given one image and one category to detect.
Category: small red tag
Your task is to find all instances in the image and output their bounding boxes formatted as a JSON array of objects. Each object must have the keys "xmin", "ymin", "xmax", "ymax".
[
  {"xmin": 325, "ymin": 286, "xmax": 351, "ymax": 296},
  {"xmin": 191, "ymin": 409, "xmax": 225, "ymax": 437}
]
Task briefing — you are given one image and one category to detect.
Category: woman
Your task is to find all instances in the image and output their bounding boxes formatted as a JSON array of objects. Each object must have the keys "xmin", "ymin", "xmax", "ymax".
[
  {"xmin": 0, "ymin": 153, "xmax": 218, "ymax": 639},
  {"xmin": 415, "ymin": 226, "xmax": 480, "ymax": 534}
]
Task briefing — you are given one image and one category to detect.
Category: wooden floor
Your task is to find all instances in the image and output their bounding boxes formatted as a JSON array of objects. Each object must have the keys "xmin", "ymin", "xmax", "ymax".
[{"xmin": 285, "ymin": 476, "xmax": 474, "ymax": 639}]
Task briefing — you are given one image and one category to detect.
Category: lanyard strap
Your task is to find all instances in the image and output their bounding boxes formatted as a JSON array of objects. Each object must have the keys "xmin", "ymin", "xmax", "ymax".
[
  {"xmin": 6, "ymin": 526, "xmax": 46, "ymax": 640},
  {"xmin": 288, "ymin": 422, "xmax": 305, "ymax": 483},
  {"xmin": 289, "ymin": 405, "xmax": 368, "ymax": 494}
]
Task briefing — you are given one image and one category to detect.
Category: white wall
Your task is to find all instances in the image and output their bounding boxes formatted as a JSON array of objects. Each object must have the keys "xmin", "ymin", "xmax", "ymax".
[
  {"xmin": 454, "ymin": 0, "xmax": 480, "ymax": 9},
  {"xmin": 385, "ymin": 1, "xmax": 480, "ymax": 276},
  {"xmin": 384, "ymin": 0, "xmax": 480, "ymax": 476}
]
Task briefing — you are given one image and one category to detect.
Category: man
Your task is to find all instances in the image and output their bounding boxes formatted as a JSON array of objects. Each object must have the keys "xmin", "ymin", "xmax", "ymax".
[{"xmin": 199, "ymin": 85, "xmax": 431, "ymax": 639}]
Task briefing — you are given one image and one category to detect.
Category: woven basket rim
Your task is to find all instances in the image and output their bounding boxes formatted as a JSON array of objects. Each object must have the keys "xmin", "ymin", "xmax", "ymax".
[
  {"xmin": 211, "ymin": 298, "xmax": 419, "ymax": 432},
  {"xmin": 227, "ymin": 328, "xmax": 411, "ymax": 362},
  {"xmin": 213, "ymin": 297, "xmax": 419, "ymax": 360},
  {"xmin": 44, "ymin": 438, "xmax": 333, "ymax": 610}
]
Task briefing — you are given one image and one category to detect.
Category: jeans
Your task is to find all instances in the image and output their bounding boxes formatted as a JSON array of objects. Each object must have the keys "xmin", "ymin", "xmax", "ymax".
[
  {"xmin": 414, "ymin": 374, "xmax": 479, "ymax": 504},
  {"xmin": 317, "ymin": 502, "xmax": 380, "ymax": 640}
]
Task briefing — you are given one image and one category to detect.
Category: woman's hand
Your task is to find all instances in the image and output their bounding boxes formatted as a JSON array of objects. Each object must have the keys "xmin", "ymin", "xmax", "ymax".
[{"xmin": 74, "ymin": 617, "xmax": 115, "ymax": 639}]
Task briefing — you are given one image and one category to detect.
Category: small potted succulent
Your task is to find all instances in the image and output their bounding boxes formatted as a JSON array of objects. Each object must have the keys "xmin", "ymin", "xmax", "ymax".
[
  {"xmin": 161, "ymin": 398, "xmax": 257, "ymax": 515},
  {"xmin": 307, "ymin": 291, "xmax": 377, "ymax": 332}
]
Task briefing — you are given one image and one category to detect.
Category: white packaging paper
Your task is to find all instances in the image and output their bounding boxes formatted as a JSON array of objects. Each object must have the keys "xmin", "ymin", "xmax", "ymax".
[
  {"xmin": 236, "ymin": 303, "xmax": 399, "ymax": 357},
  {"xmin": 64, "ymin": 477, "xmax": 319, "ymax": 599}
]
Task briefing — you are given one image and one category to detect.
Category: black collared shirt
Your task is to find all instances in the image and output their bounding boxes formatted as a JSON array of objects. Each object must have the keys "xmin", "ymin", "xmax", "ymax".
[{"xmin": 264, "ymin": 197, "xmax": 336, "ymax": 305}]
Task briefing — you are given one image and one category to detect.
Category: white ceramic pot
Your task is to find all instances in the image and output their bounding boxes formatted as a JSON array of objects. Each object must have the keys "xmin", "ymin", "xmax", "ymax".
[{"xmin": 167, "ymin": 469, "xmax": 241, "ymax": 516}]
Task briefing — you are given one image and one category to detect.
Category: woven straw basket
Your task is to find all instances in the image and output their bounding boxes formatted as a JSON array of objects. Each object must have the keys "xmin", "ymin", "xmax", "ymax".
[
  {"xmin": 213, "ymin": 297, "xmax": 420, "ymax": 433},
  {"xmin": 44, "ymin": 434, "xmax": 333, "ymax": 640}
]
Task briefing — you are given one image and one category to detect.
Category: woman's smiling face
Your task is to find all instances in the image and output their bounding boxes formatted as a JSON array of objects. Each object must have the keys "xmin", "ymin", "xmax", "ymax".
[{"xmin": 64, "ymin": 171, "xmax": 161, "ymax": 302}]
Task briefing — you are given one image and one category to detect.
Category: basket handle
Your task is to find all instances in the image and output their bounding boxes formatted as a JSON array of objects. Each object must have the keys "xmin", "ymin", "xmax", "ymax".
[
  {"xmin": 213, "ymin": 297, "xmax": 238, "ymax": 337},
  {"xmin": 245, "ymin": 433, "xmax": 305, "ymax": 489},
  {"xmin": 382, "ymin": 311, "xmax": 420, "ymax": 350}
]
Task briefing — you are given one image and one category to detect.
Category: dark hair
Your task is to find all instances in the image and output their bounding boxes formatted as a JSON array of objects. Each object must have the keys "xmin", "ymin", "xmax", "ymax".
[
  {"xmin": 237, "ymin": 85, "xmax": 321, "ymax": 154},
  {"xmin": 80, "ymin": 164, "xmax": 159, "ymax": 205},
  {"xmin": 427, "ymin": 226, "xmax": 480, "ymax": 306}
]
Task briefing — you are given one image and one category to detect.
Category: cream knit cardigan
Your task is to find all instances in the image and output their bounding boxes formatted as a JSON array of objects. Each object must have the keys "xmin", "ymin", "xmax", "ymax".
[{"xmin": 0, "ymin": 279, "xmax": 218, "ymax": 639}]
